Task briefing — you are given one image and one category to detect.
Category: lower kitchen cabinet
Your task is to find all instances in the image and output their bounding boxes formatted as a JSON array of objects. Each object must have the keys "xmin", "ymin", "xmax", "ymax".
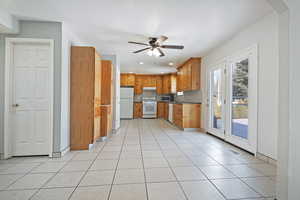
[
  {"xmin": 173, "ymin": 103, "xmax": 201, "ymax": 129},
  {"xmin": 157, "ymin": 102, "xmax": 169, "ymax": 119},
  {"xmin": 157, "ymin": 102, "xmax": 165, "ymax": 118},
  {"xmin": 100, "ymin": 105, "xmax": 112, "ymax": 137},
  {"xmin": 134, "ymin": 102, "xmax": 143, "ymax": 118}
]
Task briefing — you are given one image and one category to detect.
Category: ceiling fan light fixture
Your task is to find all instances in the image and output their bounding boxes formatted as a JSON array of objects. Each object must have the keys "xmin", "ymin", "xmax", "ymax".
[
  {"xmin": 147, "ymin": 50, "xmax": 153, "ymax": 56},
  {"xmin": 169, "ymin": 62, "xmax": 174, "ymax": 66},
  {"xmin": 153, "ymin": 48, "xmax": 161, "ymax": 57}
]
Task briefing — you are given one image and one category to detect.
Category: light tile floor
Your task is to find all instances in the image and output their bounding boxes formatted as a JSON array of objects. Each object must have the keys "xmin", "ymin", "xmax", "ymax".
[{"xmin": 0, "ymin": 119, "xmax": 276, "ymax": 200}]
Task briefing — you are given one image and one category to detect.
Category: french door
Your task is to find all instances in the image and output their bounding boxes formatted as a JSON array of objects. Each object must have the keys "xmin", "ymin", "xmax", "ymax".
[
  {"xmin": 208, "ymin": 45, "xmax": 258, "ymax": 154},
  {"xmin": 208, "ymin": 64, "xmax": 226, "ymax": 139}
]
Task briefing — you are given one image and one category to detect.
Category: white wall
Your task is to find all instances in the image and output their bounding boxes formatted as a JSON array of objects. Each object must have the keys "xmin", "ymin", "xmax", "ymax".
[
  {"xmin": 0, "ymin": 8, "xmax": 19, "ymax": 33},
  {"xmin": 202, "ymin": 12, "xmax": 279, "ymax": 159},
  {"xmin": 60, "ymin": 23, "xmax": 83, "ymax": 152},
  {"xmin": 285, "ymin": 0, "xmax": 300, "ymax": 198}
]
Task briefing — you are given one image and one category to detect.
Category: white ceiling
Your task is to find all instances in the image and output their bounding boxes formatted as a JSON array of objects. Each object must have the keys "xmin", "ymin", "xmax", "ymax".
[{"xmin": 1, "ymin": 0, "xmax": 273, "ymax": 74}]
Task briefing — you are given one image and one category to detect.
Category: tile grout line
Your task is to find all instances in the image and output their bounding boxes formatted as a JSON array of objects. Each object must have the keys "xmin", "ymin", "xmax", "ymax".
[
  {"xmin": 106, "ymin": 119, "xmax": 129, "ymax": 200},
  {"xmin": 158, "ymin": 119, "xmax": 274, "ymax": 200},
  {"xmin": 66, "ymin": 140, "xmax": 108, "ymax": 200},
  {"xmin": 137, "ymin": 118, "xmax": 150, "ymax": 200},
  {"xmin": 146, "ymin": 119, "xmax": 189, "ymax": 200},
  {"xmin": 180, "ymin": 123, "xmax": 274, "ymax": 199},
  {"xmin": 155, "ymin": 119, "xmax": 229, "ymax": 200}
]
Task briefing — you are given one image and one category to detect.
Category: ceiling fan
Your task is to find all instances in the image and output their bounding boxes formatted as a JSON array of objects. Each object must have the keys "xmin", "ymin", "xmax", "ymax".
[{"xmin": 128, "ymin": 36, "xmax": 184, "ymax": 57}]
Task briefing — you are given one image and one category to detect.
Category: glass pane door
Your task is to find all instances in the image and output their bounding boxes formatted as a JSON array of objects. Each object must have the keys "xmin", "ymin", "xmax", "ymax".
[
  {"xmin": 209, "ymin": 66, "xmax": 225, "ymax": 138},
  {"xmin": 231, "ymin": 59, "xmax": 249, "ymax": 140}
]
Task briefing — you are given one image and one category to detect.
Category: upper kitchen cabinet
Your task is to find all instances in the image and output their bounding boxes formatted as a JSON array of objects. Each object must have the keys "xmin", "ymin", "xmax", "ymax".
[
  {"xmin": 101, "ymin": 60, "xmax": 113, "ymax": 105},
  {"xmin": 142, "ymin": 75, "xmax": 156, "ymax": 87},
  {"xmin": 177, "ymin": 58, "xmax": 201, "ymax": 92},
  {"xmin": 156, "ymin": 76, "xmax": 163, "ymax": 95},
  {"xmin": 134, "ymin": 75, "xmax": 143, "ymax": 95},
  {"xmin": 162, "ymin": 74, "xmax": 177, "ymax": 94},
  {"xmin": 120, "ymin": 73, "xmax": 135, "ymax": 86}
]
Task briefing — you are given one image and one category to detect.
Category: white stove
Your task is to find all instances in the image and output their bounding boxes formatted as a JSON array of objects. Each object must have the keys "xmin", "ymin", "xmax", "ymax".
[{"xmin": 142, "ymin": 87, "xmax": 157, "ymax": 118}]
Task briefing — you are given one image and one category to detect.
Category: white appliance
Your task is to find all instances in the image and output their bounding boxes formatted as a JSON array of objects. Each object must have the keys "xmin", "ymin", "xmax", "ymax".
[
  {"xmin": 168, "ymin": 103, "xmax": 173, "ymax": 122},
  {"xmin": 120, "ymin": 87, "xmax": 134, "ymax": 119},
  {"xmin": 143, "ymin": 100, "xmax": 157, "ymax": 118},
  {"xmin": 142, "ymin": 87, "xmax": 157, "ymax": 118}
]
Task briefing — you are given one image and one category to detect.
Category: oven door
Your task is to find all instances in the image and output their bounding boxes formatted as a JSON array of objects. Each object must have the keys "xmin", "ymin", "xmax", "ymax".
[{"xmin": 143, "ymin": 101, "xmax": 157, "ymax": 117}]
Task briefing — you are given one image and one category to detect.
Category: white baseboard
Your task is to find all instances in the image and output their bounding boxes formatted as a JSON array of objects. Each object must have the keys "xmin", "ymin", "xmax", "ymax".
[
  {"xmin": 61, "ymin": 147, "xmax": 70, "ymax": 157},
  {"xmin": 257, "ymin": 152, "xmax": 277, "ymax": 166},
  {"xmin": 52, "ymin": 146, "xmax": 70, "ymax": 158}
]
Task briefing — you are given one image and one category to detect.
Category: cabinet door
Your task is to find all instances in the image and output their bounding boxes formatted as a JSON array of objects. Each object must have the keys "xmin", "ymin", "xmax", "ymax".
[
  {"xmin": 170, "ymin": 74, "xmax": 177, "ymax": 94},
  {"xmin": 134, "ymin": 103, "xmax": 142, "ymax": 118},
  {"xmin": 135, "ymin": 76, "xmax": 143, "ymax": 94},
  {"xmin": 177, "ymin": 67, "xmax": 183, "ymax": 92},
  {"xmin": 149, "ymin": 76, "xmax": 156, "ymax": 87},
  {"xmin": 156, "ymin": 76, "xmax": 163, "ymax": 94},
  {"xmin": 191, "ymin": 59, "xmax": 201, "ymax": 90},
  {"xmin": 164, "ymin": 103, "xmax": 169, "ymax": 120},
  {"xmin": 127, "ymin": 74, "xmax": 135, "ymax": 86},
  {"xmin": 187, "ymin": 63, "xmax": 192, "ymax": 90},
  {"xmin": 157, "ymin": 102, "xmax": 164, "ymax": 118},
  {"xmin": 120, "ymin": 74, "xmax": 127, "ymax": 86},
  {"xmin": 101, "ymin": 60, "xmax": 112, "ymax": 105}
]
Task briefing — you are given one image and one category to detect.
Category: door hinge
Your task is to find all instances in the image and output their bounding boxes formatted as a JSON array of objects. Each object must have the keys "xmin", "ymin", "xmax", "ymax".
[
  {"xmin": 224, "ymin": 99, "xmax": 226, "ymax": 104},
  {"xmin": 224, "ymin": 68, "xmax": 227, "ymax": 74}
]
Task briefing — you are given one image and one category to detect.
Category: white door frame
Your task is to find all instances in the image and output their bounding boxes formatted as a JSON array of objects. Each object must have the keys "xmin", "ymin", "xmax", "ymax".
[
  {"xmin": 4, "ymin": 38, "xmax": 54, "ymax": 159},
  {"xmin": 206, "ymin": 44, "xmax": 258, "ymax": 154},
  {"xmin": 207, "ymin": 61, "xmax": 226, "ymax": 139},
  {"xmin": 225, "ymin": 44, "xmax": 258, "ymax": 154}
]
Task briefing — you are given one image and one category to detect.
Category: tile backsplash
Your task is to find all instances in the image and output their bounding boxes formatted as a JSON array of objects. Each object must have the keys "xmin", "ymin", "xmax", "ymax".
[{"xmin": 175, "ymin": 90, "xmax": 202, "ymax": 103}]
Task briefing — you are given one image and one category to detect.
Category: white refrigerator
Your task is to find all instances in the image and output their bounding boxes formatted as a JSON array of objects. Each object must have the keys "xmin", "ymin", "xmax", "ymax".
[{"xmin": 120, "ymin": 87, "xmax": 134, "ymax": 119}]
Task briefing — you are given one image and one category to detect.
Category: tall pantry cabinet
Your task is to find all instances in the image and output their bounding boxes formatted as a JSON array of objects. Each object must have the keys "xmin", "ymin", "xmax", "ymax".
[{"xmin": 70, "ymin": 46, "xmax": 102, "ymax": 150}]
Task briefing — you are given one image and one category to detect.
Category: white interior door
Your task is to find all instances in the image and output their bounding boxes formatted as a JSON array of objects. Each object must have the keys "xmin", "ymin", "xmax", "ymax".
[
  {"xmin": 208, "ymin": 64, "xmax": 226, "ymax": 139},
  {"xmin": 8, "ymin": 41, "xmax": 53, "ymax": 156}
]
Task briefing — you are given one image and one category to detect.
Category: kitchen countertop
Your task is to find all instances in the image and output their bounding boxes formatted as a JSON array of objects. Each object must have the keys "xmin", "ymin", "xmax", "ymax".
[
  {"xmin": 169, "ymin": 102, "xmax": 201, "ymax": 104},
  {"xmin": 134, "ymin": 101, "xmax": 201, "ymax": 104}
]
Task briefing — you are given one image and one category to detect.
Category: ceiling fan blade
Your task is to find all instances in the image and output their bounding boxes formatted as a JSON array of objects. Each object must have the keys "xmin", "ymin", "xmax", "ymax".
[
  {"xmin": 128, "ymin": 41, "xmax": 149, "ymax": 46},
  {"xmin": 157, "ymin": 35, "xmax": 168, "ymax": 44},
  {"xmin": 133, "ymin": 47, "xmax": 151, "ymax": 53},
  {"xmin": 157, "ymin": 48, "xmax": 165, "ymax": 57},
  {"xmin": 161, "ymin": 45, "xmax": 184, "ymax": 49}
]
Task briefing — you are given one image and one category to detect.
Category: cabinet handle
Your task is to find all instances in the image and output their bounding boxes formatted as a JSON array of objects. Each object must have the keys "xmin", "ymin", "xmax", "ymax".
[{"xmin": 12, "ymin": 104, "xmax": 19, "ymax": 107}]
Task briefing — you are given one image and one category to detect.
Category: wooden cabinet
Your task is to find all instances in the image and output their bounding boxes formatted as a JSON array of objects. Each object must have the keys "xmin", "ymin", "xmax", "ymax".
[
  {"xmin": 70, "ymin": 46, "xmax": 101, "ymax": 150},
  {"xmin": 157, "ymin": 102, "xmax": 165, "ymax": 118},
  {"xmin": 134, "ymin": 102, "xmax": 143, "ymax": 118},
  {"xmin": 177, "ymin": 58, "xmax": 201, "ymax": 92},
  {"xmin": 173, "ymin": 103, "xmax": 201, "ymax": 129},
  {"xmin": 162, "ymin": 75, "xmax": 170, "ymax": 94},
  {"xmin": 120, "ymin": 74, "xmax": 127, "ymax": 86},
  {"xmin": 133, "ymin": 74, "xmax": 176, "ymax": 95},
  {"xmin": 170, "ymin": 74, "xmax": 177, "ymax": 94},
  {"xmin": 101, "ymin": 60, "xmax": 113, "ymax": 105},
  {"xmin": 121, "ymin": 73, "xmax": 135, "ymax": 86},
  {"xmin": 100, "ymin": 105, "xmax": 112, "ymax": 137},
  {"xmin": 163, "ymin": 103, "xmax": 169, "ymax": 120},
  {"xmin": 157, "ymin": 102, "xmax": 169, "ymax": 119},
  {"xmin": 156, "ymin": 76, "xmax": 163, "ymax": 95},
  {"xmin": 135, "ymin": 75, "xmax": 143, "ymax": 95}
]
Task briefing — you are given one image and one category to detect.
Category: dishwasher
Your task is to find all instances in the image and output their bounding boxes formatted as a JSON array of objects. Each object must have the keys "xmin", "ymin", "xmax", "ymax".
[{"xmin": 168, "ymin": 103, "xmax": 173, "ymax": 123}]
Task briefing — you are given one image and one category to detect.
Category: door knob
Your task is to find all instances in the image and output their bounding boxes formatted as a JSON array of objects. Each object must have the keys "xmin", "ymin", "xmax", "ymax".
[{"xmin": 12, "ymin": 104, "xmax": 19, "ymax": 107}]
